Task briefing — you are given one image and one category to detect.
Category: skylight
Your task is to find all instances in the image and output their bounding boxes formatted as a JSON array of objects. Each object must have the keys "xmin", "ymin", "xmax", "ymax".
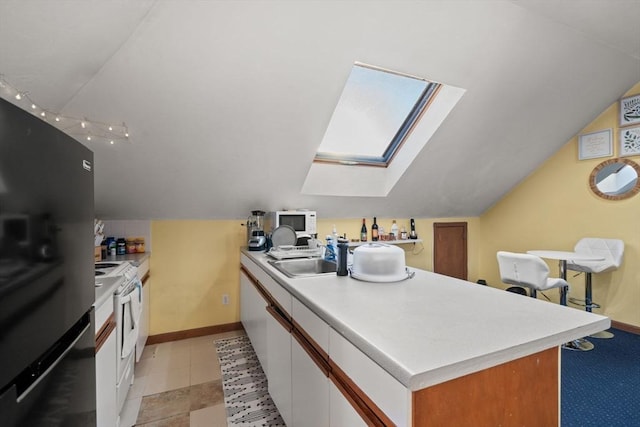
[
  {"xmin": 314, "ymin": 63, "xmax": 441, "ymax": 167},
  {"xmin": 302, "ymin": 62, "xmax": 465, "ymax": 197}
]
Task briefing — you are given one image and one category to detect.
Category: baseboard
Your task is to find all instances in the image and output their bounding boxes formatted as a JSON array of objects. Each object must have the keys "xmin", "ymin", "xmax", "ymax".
[
  {"xmin": 611, "ymin": 320, "xmax": 640, "ymax": 335},
  {"xmin": 147, "ymin": 322, "xmax": 245, "ymax": 345}
]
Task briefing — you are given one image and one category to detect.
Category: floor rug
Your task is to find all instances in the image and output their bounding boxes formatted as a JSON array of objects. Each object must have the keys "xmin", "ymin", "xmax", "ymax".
[{"xmin": 215, "ymin": 335, "xmax": 285, "ymax": 427}]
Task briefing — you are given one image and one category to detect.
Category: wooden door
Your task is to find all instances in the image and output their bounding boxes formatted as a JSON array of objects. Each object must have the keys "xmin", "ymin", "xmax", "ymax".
[{"xmin": 433, "ymin": 222, "xmax": 467, "ymax": 280}]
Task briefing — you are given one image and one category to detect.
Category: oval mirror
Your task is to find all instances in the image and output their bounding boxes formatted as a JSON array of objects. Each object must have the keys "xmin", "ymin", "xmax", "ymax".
[{"xmin": 589, "ymin": 158, "xmax": 640, "ymax": 200}]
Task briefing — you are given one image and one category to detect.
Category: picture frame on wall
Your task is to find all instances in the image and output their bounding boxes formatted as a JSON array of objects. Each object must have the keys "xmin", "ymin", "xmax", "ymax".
[
  {"xmin": 620, "ymin": 125, "xmax": 640, "ymax": 157},
  {"xmin": 578, "ymin": 129, "xmax": 613, "ymax": 160},
  {"xmin": 619, "ymin": 94, "xmax": 640, "ymax": 127}
]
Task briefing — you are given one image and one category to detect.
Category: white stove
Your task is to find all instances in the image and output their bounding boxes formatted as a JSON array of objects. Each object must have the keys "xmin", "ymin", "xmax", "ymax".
[
  {"xmin": 94, "ymin": 260, "xmax": 143, "ymax": 415},
  {"xmin": 94, "ymin": 261, "xmax": 138, "ymax": 286}
]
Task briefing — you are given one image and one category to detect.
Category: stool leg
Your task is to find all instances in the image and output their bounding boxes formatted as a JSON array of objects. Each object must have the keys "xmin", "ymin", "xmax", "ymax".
[
  {"xmin": 584, "ymin": 273, "xmax": 615, "ymax": 339},
  {"xmin": 585, "ymin": 273, "xmax": 593, "ymax": 312}
]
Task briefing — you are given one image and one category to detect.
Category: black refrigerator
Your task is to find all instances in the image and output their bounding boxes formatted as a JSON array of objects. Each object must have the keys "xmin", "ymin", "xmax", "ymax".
[{"xmin": 0, "ymin": 97, "xmax": 96, "ymax": 425}]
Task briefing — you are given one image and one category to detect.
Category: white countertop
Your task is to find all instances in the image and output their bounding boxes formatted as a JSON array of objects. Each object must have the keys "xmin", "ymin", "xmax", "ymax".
[
  {"xmin": 100, "ymin": 252, "xmax": 150, "ymax": 266},
  {"xmin": 94, "ymin": 276, "xmax": 124, "ymax": 309},
  {"xmin": 243, "ymin": 250, "xmax": 610, "ymax": 391}
]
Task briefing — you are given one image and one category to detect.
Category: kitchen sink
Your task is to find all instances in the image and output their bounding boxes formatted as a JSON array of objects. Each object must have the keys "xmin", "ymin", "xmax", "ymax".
[{"xmin": 268, "ymin": 258, "xmax": 337, "ymax": 278}]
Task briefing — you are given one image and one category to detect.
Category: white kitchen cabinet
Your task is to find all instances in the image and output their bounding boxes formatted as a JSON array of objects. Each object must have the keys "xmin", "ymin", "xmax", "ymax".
[
  {"xmin": 291, "ymin": 298, "xmax": 330, "ymax": 426},
  {"xmin": 292, "ymin": 335, "xmax": 329, "ymax": 426},
  {"xmin": 266, "ymin": 306, "xmax": 292, "ymax": 426},
  {"xmin": 94, "ymin": 293, "xmax": 117, "ymax": 427},
  {"xmin": 329, "ymin": 382, "xmax": 367, "ymax": 427},
  {"xmin": 96, "ymin": 330, "xmax": 117, "ymax": 427},
  {"xmin": 240, "ymin": 267, "xmax": 268, "ymax": 370},
  {"xmin": 329, "ymin": 328, "xmax": 408, "ymax": 426},
  {"xmin": 240, "ymin": 254, "xmax": 377, "ymax": 426}
]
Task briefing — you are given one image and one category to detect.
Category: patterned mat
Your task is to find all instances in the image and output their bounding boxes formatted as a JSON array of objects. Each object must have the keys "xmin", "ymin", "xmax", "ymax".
[{"xmin": 214, "ymin": 335, "xmax": 285, "ymax": 426}]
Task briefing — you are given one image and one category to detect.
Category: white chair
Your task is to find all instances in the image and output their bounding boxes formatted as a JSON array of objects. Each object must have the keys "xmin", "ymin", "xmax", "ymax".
[
  {"xmin": 566, "ymin": 238, "xmax": 624, "ymax": 339},
  {"xmin": 497, "ymin": 251, "xmax": 570, "ymax": 305}
]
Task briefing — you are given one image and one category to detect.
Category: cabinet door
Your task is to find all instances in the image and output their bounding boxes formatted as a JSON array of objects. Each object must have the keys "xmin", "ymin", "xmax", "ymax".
[
  {"xmin": 96, "ymin": 330, "xmax": 117, "ymax": 427},
  {"xmin": 136, "ymin": 278, "xmax": 150, "ymax": 362},
  {"xmin": 266, "ymin": 307, "xmax": 292, "ymax": 426},
  {"xmin": 292, "ymin": 335, "xmax": 329, "ymax": 426},
  {"xmin": 329, "ymin": 382, "xmax": 367, "ymax": 427},
  {"xmin": 240, "ymin": 270, "xmax": 268, "ymax": 370}
]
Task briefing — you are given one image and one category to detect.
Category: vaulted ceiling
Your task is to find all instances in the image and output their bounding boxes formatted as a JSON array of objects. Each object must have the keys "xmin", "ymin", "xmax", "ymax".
[{"xmin": 1, "ymin": 0, "xmax": 639, "ymax": 220}]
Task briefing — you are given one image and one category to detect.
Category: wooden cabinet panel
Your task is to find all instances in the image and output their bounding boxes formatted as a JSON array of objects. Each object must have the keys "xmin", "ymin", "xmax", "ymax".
[{"xmin": 412, "ymin": 347, "xmax": 558, "ymax": 427}]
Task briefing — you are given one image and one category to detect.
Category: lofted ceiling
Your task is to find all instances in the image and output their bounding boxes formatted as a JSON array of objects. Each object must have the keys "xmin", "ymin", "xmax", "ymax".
[{"xmin": 1, "ymin": 0, "xmax": 639, "ymax": 220}]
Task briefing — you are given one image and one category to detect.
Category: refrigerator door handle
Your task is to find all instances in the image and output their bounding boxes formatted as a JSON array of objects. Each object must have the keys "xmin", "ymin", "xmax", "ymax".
[{"xmin": 16, "ymin": 322, "xmax": 91, "ymax": 403}]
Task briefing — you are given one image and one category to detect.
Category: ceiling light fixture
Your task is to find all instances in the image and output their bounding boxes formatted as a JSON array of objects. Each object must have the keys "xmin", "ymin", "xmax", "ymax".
[{"xmin": 0, "ymin": 74, "xmax": 130, "ymax": 145}]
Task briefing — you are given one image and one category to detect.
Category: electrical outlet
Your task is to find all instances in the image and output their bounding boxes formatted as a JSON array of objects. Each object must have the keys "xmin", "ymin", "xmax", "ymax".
[{"xmin": 222, "ymin": 294, "xmax": 229, "ymax": 305}]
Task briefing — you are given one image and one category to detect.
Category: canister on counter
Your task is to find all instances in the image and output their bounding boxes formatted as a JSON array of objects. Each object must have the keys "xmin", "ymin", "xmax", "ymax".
[
  {"xmin": 126, "ymin": 238, "xmax": 136, "ymax": 254},
  {"xmin": 106, "ymin": 237, "xmax": 116, "ymax": 256},
  {"xmin": 135, "ymin": 237, "xmax": 145, "ymax": 253},
  {"xmin": 116, "ymin": 238, "xmax": 126, "ymax": 255}
]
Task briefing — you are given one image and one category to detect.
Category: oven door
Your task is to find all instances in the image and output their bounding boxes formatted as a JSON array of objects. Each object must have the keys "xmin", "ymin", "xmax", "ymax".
[{"xmin": 119, "ymin": 279, "xmax": 143, "ymax": 360}]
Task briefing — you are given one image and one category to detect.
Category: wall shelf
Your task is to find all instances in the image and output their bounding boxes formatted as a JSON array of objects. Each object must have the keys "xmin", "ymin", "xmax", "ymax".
[{"xmin": 347, "ymin": 239, "xmax": 422, "ymax": 247}]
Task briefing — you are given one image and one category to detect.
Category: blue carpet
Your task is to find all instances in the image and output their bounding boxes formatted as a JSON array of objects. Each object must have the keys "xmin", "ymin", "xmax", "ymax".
[{"xmin": 562, "ymin": 328, "xmax": 640, "ymax": 427}]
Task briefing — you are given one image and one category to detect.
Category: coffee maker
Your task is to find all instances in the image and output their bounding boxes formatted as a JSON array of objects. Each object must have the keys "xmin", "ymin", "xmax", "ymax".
[{"xmin": 247, "ymin": 210, "xmax": 267, "ymax": 251}]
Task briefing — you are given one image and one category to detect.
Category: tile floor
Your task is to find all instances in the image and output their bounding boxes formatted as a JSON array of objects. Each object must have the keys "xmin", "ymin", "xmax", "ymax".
[{"xmin": 119, "ymin": 330, "xmax": 245, "ymax": 427}]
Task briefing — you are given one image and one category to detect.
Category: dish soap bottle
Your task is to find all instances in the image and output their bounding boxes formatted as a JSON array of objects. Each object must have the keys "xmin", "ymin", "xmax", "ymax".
[
  {"xmin": 325, "ymin": 235, "xmax": 336, "ymax": 261},
  {"xmin": 390, "ymin": 220, "xmax": 399, "ymax": 240}
]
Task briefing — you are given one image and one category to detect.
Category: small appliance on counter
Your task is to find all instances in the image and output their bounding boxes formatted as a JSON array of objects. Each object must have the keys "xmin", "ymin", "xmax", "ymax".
[
  {"xmin": 248, "ymin": 230, "xmax": 267, "ymax": 251},
  {"xmin": 246, "ymin": 210, "xmax": 267, "ymax": 251}
]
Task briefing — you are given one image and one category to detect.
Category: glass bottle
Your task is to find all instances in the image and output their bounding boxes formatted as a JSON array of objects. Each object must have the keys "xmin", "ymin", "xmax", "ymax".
[
  {"xmin": 372, "ymin": 217, "xmax": 379, "ymax": 241},
  {"xmin": 360, "ymin": 218, "xmax": 367, "ymax": 242}
]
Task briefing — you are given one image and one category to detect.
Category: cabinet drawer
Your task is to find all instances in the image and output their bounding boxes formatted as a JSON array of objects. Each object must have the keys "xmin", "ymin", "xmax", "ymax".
[
  {"xmin": 241, "ymin": 254, "xmax": 291, "ymax": 315},
  {"xmin": 293, "ymin": 298, "xmax": 329, "ymax": 354},
  {"xmin": 329, "ymin": 329, "xmax": 408, "ymax": 426}
]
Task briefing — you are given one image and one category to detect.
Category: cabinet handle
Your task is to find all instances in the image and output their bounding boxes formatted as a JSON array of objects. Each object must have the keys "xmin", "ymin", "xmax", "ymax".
[
  {"xmin": 329, "ymin": 360, "xmax": 396, "ymax": 427},
  {"xmin": 266, "ymin": 304, "xmax": 292, "ymax": 332},
  {"xmin": 292, "ymin": 328, "xmax": 330, "ymax": 377}
]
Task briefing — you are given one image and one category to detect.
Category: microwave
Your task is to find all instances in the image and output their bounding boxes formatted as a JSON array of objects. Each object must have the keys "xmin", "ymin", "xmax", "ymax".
[{"xmin": 267, "ymin": 210, "xmax": 317, "ymax": 237}]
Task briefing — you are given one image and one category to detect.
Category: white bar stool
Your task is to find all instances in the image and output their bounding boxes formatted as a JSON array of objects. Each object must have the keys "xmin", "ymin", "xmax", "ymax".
[{"xmin": 566, "ymin": 238, "xmax": 624, "ymax": 339}]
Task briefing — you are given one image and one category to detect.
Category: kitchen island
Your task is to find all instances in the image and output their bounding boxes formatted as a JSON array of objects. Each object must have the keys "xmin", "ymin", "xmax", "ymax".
[{"xmin": 240, "ymin": 250, "xmax": 609, "ymax": 426}]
